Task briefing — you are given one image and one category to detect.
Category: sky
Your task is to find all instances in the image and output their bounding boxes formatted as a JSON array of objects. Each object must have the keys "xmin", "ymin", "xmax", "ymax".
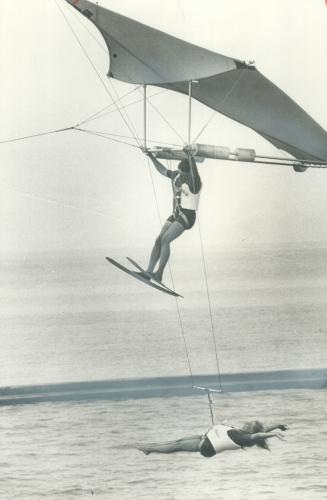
[{"xmin": 0, "ymin": 0, "xmax": 327, "ymax": 255}]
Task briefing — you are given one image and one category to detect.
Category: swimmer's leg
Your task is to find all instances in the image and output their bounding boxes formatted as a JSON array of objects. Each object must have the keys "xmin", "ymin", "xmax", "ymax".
[{"xmin": 137, "ymin": 435, "xmax": 202, "ymax": 455}]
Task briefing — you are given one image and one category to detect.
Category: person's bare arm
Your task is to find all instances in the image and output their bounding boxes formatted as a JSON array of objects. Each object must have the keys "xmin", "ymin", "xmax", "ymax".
[
  {"xmin": 144, "ymin": 151, "xmax": 169, "ymax": 177},
  {"xmin": 264, "ymin": 424, "xmax": 288, "ymax": 432},
  {"xmin": 251, "ymin": 431, "xmax": 286, "ymax": 442},
  {"xmin": 188, "ymin": 157, "xmax": 201, "ymax": 193}
]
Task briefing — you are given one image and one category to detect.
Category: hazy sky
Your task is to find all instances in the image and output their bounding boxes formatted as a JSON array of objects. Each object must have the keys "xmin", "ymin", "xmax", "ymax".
[{"xmin": 1, "ymin": 0, "xmax": 327, "ymax": 254}]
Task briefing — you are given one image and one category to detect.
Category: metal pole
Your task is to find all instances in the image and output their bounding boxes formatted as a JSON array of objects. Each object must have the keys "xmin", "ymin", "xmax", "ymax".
[
  {"xmin": 255, "ymin": 154, "xmax": 327, "ymax": 165},
  {"xmin": 143, "ymin": 84, "xmax": 147, "ymax": 149},
  {"xmin": 193, "ymin": 386, "xmax": 222, "ymax": 425},
  {"xmin": 207, "ymin": 390, "xmax": 215, "ymax": 425},
  {"xmin": 188, "ymin": 81, "xmax": 192, "ymax": 147}
]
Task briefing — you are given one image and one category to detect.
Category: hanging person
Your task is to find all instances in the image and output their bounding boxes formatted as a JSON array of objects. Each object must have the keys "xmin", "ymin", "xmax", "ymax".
[
  {"xmin": 141, "ymin": 150, "xmax": 202, "ymax": 283},
  {"xmin": 137, "ymin": 421, "xmax": 288, "ymax": 456}
]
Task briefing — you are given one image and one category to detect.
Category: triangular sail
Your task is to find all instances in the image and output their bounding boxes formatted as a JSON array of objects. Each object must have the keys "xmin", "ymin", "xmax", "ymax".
[{"xmin": 65, "ymin": 0, "xmax": 327, "ymax": 162}]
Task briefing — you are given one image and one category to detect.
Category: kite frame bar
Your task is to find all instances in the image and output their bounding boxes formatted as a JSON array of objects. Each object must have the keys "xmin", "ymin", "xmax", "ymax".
[
  {"xmin": 193, "ymin": 385, "xmax": 223, "ymax": 425},
  {"xmin": 148, "ymin": 145, "xmax": 327, "ymax": 170}
]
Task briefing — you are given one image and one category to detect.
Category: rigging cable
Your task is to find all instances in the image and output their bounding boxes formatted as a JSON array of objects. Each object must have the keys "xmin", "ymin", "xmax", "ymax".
[
  {"xmin": 142, "ymin": 97, "xmax": 186, "ymax": 146},
  {"xmin": 192, "ymin": 66, "xmax": 248, "ymax": 145},
  {"xmin": 54, "ymin": 0, "xmax": 141, "ymax": 147},
  {"xmin": 74, "ymin": 127, "xmax": 140, "ymax": 149},
  {"xmin": 144, "ymin": 153, "xmax": 196, "ymax": 386},
  {"xmin": 64, "ymin": 0, "xmax": 184, "ymax": 147},
  {"xmin": 141, "ymin": 83, "xmax": 224, "ymax": 404},
  {"xmin": 78, "ymin": 88, "xmax": 167, "ymax": 127},
  {"xmin": 82, "ymin": 89, "xmax": 168, "ymax": 126},
  {"xmin": 59, "ymin": 0, "xmax": 166, "ymax": 150},
  {"xmin": 77, "ymin": 85, "xmax": 143, "ymax": 127},
  {"xmin": 142, "ymin": 85, "xmax": 196, "ymax": 386},
  {"xmin": 0, "ymin": 126, "xmax": 74, "ymax": 145},
  {"xmin": 196, "ymin": 219, "xmax": 223, "ymax": 392},
  {"xmin": 59, "ymin": 0, "xmax": 235, "ymax": 409},
  {"xmin": 61, "ymin": 0, "xmax": 183, "ymax": 147},
  {"xmin": 75, "ymin": 127, "xmax": 182, "ymax": 150},
  {"xmin": 188, "ymin": 82, "xmax": 223, "ymax": 393},
  {"xmin": 106, "ymin": 79, "xmax": 143, "ymax": 147},
  {"xmin": 0, "ymin": 182, "xmax": 123, "ymax": 220}
]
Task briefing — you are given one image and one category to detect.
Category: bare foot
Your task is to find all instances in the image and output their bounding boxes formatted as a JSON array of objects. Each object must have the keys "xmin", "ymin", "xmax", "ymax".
[{"xmin": 137, "ymin": 447, "xmax": 150, "ymax": 455}]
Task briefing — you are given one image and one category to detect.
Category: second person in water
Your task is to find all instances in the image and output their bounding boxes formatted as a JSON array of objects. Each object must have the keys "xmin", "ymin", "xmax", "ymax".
[
  {"xmin": 137, "ymin": 420, "xmax": 288, "ymax": 457},
  {"xmin": 142, "ymin": 151, "xmax": 202, "ymax": 283}
]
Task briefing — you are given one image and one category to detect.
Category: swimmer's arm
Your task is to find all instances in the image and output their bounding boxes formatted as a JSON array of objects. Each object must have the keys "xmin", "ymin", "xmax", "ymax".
[
  {"xmin": 264, "ymin": 424, "xmax": 288, "ymax": 432},
  {"xmin": 251, "ymin": 432, "xmax": 286, "ymax": 442}
]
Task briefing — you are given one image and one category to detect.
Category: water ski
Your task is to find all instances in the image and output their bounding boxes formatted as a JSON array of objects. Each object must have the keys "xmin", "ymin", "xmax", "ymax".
[
  {"xmin": 126, "ymin": 257, "xmax": 177, "ymax": 293},
  {"xmin": 105, "ymin": 257, "xmax": 182, "ymax": 297}
]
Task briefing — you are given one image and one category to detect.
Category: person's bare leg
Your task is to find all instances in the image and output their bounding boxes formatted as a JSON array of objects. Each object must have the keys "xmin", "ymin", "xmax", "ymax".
[
  {"xmin": 146, "ymin": 221, "xmax": 172, "ymax": 275},
  {"xmin": 137, "ymin": 435, "xmax": 202, "ymax": 455},
  {"xmin": 154, "ymin": 221, "xmax": 185, "ymax": 281}
]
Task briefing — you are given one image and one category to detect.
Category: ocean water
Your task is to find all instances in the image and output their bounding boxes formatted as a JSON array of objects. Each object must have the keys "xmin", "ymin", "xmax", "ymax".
[
  {"xmin": 1, "ymin": 246, "xmax": 327, "ymax": 498},
  {"xmin": 0, "ymin": 390, "xmax": 326, "ymax": 499},
  {"xmin": 1, "ymin": 246, "xmax": 327, "ymax": 385}
]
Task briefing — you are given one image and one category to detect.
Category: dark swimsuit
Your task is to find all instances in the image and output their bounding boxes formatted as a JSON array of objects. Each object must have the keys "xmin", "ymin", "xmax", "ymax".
[
  {"xmin": 167, "ymin": 170, "xmax": 198, "ymax": 230},
  {"xmin": 167, "ymin": 208, "xmax": 196, "ymax": 230},
  {"xmin": 199, "ymin": 437, "xmax": 216, "ymax": 457}
]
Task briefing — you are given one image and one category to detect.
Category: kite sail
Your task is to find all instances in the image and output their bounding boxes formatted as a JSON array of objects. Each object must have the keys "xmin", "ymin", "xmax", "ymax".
[{"xmin": 65, "ymin": 0, "xmax": 327, "ymax": 168}]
